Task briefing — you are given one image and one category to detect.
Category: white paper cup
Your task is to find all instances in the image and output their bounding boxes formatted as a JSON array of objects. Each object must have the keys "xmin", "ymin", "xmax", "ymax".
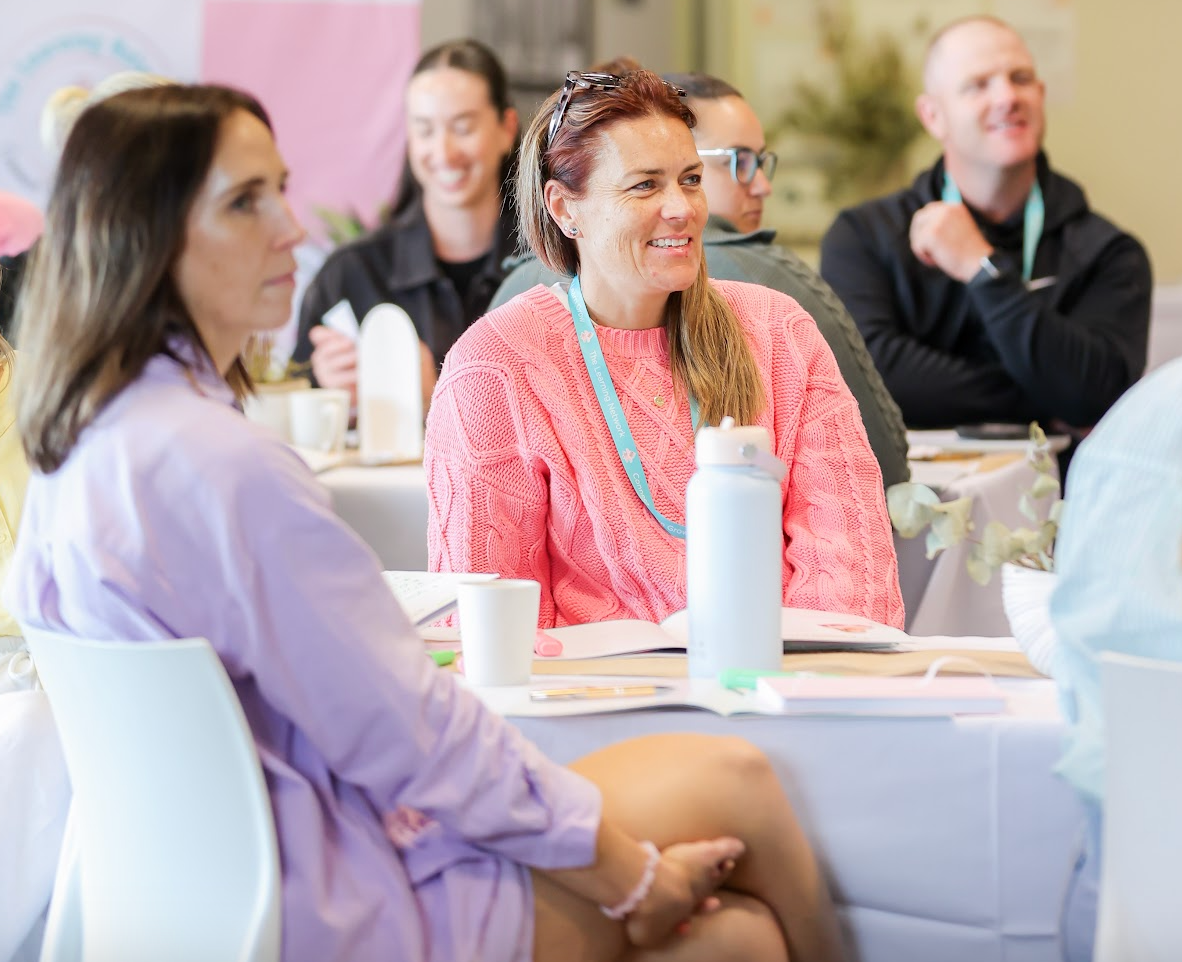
[
  {"xmin": 289, "ymin": 388, "xmax": 351, "ymax": 452},
  {"xmin": 457, "ymin": 579, "xmax": 540, "ymax": 686}
]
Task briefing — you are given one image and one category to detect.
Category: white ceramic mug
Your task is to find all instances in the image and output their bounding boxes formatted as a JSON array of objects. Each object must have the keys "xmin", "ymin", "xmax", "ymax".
[
  {"xmin": 289, "ymin": 388, "xmax": 351, "ymax": 452},
  {"xmin": 457, "ymin": 579, "xmax": 540, "ymax": 686},
  {"xmin": 243, "ymin": 390, "xmax": 293, "ymax": 441}
]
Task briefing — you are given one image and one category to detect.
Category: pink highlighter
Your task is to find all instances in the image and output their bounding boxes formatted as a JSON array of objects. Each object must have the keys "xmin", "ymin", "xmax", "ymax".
[{"xmin": 534, "ymin": 630, "xmax": 564, "ymax": 658}]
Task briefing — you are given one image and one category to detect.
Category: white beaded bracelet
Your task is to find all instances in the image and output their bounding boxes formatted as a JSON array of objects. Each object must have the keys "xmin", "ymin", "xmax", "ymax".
[{"xmin": 600, "ymin": 840, "xmax": 661, "ymax": 921}]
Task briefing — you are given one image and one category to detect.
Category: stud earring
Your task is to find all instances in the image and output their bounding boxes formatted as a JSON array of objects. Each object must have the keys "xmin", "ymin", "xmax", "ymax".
[{"xmin": 567, "ymin": 226, "xmax": 579, "ymax": 237}]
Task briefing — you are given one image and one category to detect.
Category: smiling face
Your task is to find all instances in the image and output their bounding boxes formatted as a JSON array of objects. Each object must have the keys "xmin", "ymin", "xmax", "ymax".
[
  {"xmin": 172, "ymin": 108, "xmax": 305, "ymax": 373},
  {"xmin": 546, "ymin": 112, "xmax": 707, "ymax": 328},
  {"xmin": 691, "ymin": 94, "xmax": 771, "ymax": 233},
  {"xmin": 406, "ymin": 67, "xmax": 518, "ymax": 212},
  {"xmin": 918, "ymin": 20, "xmax": 1045, "ymax": 180}
]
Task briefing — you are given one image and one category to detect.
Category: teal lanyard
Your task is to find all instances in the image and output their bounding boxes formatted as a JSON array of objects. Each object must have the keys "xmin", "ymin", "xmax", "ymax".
[
  {"xmin": 942, "ymin": 175, "xmax": 1044, "ymax": 283},
  {"xmin": 567, "ymin": 275, "xmax": 699, "ymax": 540}
]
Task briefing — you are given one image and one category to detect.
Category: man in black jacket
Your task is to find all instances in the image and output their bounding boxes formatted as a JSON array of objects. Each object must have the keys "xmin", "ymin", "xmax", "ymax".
[{"xmin": 820, "ymin": 16, "xmax": 1151, "ymax": 440}]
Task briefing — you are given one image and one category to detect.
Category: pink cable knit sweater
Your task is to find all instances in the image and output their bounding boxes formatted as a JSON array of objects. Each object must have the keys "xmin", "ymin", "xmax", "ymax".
[{"xmin": 426, "ymin": 279, "xmax": 904, "ymax": 629}]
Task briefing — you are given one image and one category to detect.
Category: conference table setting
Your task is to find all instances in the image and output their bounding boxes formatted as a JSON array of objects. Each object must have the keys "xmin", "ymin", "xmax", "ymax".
[
  {"xmin": 509, "ymin": 669, "xmax": 1081, "ymax": 962},
  {"xmin": 309, "ymin": 427, "xmax": 1066, "ymax": 636},
  {"xmin": 366, "ymin": 427, "xmax": 1079, "ymax": 960},
  {"xmin": 286, "ymin": 443, "xmax": 429, "ymax": 571},
  {"xmin": 402, "ymin": 583, "xmax": 1085, "ymax": 962},
  {"xmin": 1, "ymin": 428, "xmax": 1080, "ymax": 961},
  {"xmin": 899, "ymin": 429, "xmax": 1068, "ymax": 636}
]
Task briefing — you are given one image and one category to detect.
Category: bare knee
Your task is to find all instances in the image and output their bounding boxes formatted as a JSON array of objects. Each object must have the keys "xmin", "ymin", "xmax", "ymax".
[
  {"xmin": 570, "ymin": 734, "xmax": 788, "ymax": 841},
  {"xmin": 718, "ymin": 736, "xmax": 776, "ymax": 780},
  {"xmin": 695, "ymin": 736, "xmax": 780, "ymax": 799},
  {"xmin": 706, "ymin": 892, "xmax": 789, "ymax": 962}
]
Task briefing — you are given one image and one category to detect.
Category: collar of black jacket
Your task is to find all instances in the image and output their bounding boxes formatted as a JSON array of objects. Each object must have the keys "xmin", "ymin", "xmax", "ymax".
[
  {"xmin": 918, "ymin": 151, "xmax": 1087, "ymax": 233},
  {"xmin": 379, "ymin": 191, "xmax": 520, "ymax": 292}
]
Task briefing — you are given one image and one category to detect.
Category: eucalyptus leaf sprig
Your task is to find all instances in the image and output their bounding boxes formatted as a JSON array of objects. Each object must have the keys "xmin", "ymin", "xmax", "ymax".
[
  {"xmin": 242, "ymin": 334, "xmax": 311, "ymax": 384},
  {"xmin": 887, "ymin": 423, "xmax": 1063, "ymax": 585}
]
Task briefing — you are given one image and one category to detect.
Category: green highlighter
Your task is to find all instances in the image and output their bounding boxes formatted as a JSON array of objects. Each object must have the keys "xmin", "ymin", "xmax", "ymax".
[
  {"xmin": 717, "ymin": 668, "xmax": 836, "ymax": 690},
  {"xmin": 717, "ymin": 668, "xmax": 793, "ymax": 690}
]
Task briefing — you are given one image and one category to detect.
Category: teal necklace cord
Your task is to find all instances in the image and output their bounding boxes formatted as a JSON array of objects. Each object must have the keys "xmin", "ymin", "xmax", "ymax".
[
  {"xmin": 941, "ymin": 174, "xmax": 1044, "ymax": 282},
  {"xmin": 567, "ymin": 275, "xmax": 700, "ymax": 540}
]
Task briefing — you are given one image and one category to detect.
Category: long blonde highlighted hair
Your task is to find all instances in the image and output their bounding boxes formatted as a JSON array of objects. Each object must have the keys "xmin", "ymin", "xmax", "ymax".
[{"xmin": 517, "ymin": 69, "xmax": 765, "ymax": 427}]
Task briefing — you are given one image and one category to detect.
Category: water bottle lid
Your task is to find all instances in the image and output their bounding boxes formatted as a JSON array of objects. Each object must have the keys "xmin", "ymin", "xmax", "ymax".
[{"xmin": 695, "ymin": 417, "xmax": 772, "ymax": 467}]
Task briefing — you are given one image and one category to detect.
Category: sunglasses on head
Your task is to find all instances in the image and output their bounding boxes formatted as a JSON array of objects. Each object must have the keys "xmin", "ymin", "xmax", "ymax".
[
  {"xmin": 547, "ymin": 70, "xmax": 687, "ymax": 148},
  {"xmin": 696, "ymin": 146, "xmax": 778, "ymax": 185}
]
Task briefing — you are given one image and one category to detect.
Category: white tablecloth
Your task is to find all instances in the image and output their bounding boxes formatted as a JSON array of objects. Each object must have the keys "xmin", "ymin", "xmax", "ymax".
[
  {"xmin": 9, "ymin": 647, "xmax": 1083, "ymax": 962},
  {"xmin": 902, "ymin": 448, "xmax": 1051, "ymax": 637},
  {"xmin": 0, "ymin": 692, "xmax": 70, "ymax": 962},
  {"xmin": 315, "ymin": 450, "xmax": 1044, "ymax": 639},
  {"xmin": 510, "ymin": 680, "xmax": 1086, "ymax": 962},
  {"xmin": 320, "ymin": 464, "xmax": 429, "ymax": 570}
]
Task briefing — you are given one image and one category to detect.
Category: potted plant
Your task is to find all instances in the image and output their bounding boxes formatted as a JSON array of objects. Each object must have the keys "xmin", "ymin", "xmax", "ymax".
[
  {"xmin": 887, "ymin": 423, "xmax": 1063, "ymax": 673},
  {"xmin": 241, "ymin": 334, "xmax": 311, "ymax": 441},
  {"xmin": 768, "ymin": 7, "xmax": 926, "ymax": 205}
]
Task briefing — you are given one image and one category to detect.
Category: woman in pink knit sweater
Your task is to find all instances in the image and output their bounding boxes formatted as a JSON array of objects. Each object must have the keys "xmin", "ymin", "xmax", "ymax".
[{"xmin": 426, "ymin": 69, "xmax": 904, "ymax": 631}]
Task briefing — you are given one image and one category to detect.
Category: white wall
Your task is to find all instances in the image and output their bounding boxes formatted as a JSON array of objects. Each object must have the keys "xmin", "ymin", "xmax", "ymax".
[{"xmin": 421, "ymin": 0, "xmax": 696, "ymax": 80}]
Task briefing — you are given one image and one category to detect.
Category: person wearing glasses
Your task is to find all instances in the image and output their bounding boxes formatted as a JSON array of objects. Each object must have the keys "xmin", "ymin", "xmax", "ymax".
[
  {"xmin": 491, "ymin": 71, "xmax": 909, "ymax": 488},
  {"xmin": 428, "ymin": 69, "xmax": 903, "ymax": 637},
  {"xmin": 820, "ymin": 16, "xmax": 1151, "ymax": 456},
  {"xmin": 291, "ymin": 39, "xmax": 520, "ymax": 409}
]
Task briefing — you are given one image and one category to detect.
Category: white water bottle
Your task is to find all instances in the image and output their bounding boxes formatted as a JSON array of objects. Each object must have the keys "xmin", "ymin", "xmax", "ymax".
[{"xmin": 686, "ymin": 418, "xmax": 785, "ymax": 678}]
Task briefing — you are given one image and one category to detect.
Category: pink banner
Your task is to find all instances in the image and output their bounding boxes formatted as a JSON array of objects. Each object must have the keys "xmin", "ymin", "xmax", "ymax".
[{"xmin": 202, "ymin": 1, "xmax": 420, "ymax": 240}]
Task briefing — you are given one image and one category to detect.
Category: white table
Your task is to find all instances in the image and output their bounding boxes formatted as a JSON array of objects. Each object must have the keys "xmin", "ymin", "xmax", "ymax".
[
  {"xmin": 906, "ymin": 429, "xmax": 1069, "ymax": 458},
  {"xmin": 314, "ymin": 445, "xmax": 1047, "ymax": 639},
  {"xmin": 901, "ymin": 453, "xmax": 1044, "ymax": 637},
  {"xmin": 510, "ymin": 680, "xmax": 1086, "ymax": 962},
  {"xmin": 0, "ymin": 691, "xmax": 70, "ymax": 962},
  {"xmin": 10, "ymin": 635, "xmax": 1084, "ymax": 962},
  {"xmin": 899, "ymin": 431, "xmax": 1065, "ymax": 638},
  {"xmin": 320, "ymin": 464, "xmax": 429, "ymax": 570}
]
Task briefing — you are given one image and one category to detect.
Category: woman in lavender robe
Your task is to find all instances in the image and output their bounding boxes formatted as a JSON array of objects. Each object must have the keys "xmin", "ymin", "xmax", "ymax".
[{"xmin": 5, "ymin": 83, "xmax": 843, "ymax": 962}]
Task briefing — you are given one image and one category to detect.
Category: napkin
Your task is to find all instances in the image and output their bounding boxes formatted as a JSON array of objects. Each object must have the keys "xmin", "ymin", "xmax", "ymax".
[{"xmin": 357, "ymin": 303, "xmax": 423, "ymax": 463}]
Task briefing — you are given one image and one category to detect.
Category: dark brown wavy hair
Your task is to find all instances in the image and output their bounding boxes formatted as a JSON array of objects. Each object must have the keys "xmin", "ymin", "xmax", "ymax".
[
  {"xmin": 388, "ymin": 38, "xmax": 518, "ymax": 221},
  {"xmin": 16, "ymin": 83, "xmax": 270, "ymax": 473}
]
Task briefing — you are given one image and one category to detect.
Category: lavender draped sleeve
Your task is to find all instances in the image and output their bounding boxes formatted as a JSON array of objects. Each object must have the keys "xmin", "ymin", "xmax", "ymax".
[{"xmin": 4, "ymin": 354, "xmax": 600, "ymax": 962}]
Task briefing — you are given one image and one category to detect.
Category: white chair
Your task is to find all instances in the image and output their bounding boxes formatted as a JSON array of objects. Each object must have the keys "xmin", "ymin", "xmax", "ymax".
[
  {"xmin": 1095, "ymin": 651, "xmax": 1182, "ymax": 961},
  {"xmin": 26, "ymin": 631, "xmax": 281, "ymax": 962},
  {"xmin": 0, "ymin": 690, "xmax": 70, "ymax": 962}
]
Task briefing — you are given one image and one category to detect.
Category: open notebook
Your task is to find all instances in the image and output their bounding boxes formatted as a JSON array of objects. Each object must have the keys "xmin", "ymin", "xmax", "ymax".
[
  {"xmin": 382, "ymin": 571, "xmax": 498, "ymax": 627},
  {"xmin": 475, "ymin": 677, "xmax": 771, "ymax": 718},
  {"xmin": 475, "ymin": 669, "xmax": 1010, "ymax": 720},
  {"xmin": 541, "ymin": 607, "xmax": 908, "ymax": 660}
]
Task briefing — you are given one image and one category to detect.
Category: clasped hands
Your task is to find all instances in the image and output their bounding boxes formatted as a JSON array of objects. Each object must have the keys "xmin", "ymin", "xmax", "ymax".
[
  {"xmin": 623, "ymin": 836, "xmax": 745, "ymax": 947},
  {"xmin": 909, "ymin": 200, "xmax": 994, "ymax": 284}
]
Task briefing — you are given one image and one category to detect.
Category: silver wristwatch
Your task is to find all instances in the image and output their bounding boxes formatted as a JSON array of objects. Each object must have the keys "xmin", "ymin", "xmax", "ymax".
[{"xmin": 976, "ymin": 253, "xmax": 1003, "ymax": 281}]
